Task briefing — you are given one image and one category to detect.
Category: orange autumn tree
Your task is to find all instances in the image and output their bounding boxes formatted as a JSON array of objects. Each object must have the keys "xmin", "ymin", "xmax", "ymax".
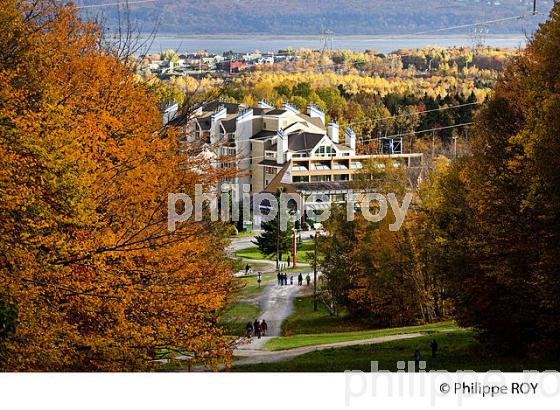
[{"xmin": 0, "ymin": 0, "xmax": 235, "ymax": 371}]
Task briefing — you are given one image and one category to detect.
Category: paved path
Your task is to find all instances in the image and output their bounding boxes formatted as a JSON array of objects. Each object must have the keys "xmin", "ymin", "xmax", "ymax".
[
  {"xmin": 233, "ymin": 332, "xmax": 426, "ymax": 366},
  {"xmin": 236, "ymin": 274, "xmax": 311, "ymax": 351},
  {"xmin": 189, "ymin": 234, "xmax": 454, "ymax": 370}
]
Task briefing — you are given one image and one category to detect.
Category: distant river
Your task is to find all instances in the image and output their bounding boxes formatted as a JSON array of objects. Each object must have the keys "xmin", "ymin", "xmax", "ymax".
[{"xmin": 143, "ymin": 34, "xmax": 527, "ymax": 54}]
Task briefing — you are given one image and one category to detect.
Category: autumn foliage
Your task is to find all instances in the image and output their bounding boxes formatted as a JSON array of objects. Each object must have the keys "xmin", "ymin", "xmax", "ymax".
[
  {"xmin": 0, "ymin": 1, "xmax": 234, "ymax": 370},
  {"xmin": 432, "ymin": 3, "xmax": 560, "ymax": 356}
]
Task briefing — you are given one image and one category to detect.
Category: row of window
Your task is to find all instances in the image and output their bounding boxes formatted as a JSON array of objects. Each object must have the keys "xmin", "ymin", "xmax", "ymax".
[
  {"xmin": 292, "ymin": 161, "xmax": 363, "ymax": 172},
  {"xmin": 314, "ymin": 145, "xmax": 337, "ymax": 157},
  {"xmin": 294, "ymin": 174, "xmax": 351, "ymax": 183}
]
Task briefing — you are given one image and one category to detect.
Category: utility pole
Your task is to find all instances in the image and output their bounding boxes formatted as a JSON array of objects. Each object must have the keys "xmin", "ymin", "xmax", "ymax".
[
  {"xmin": 533, "ymin": 0, "xmax": 537, "ymax": 15},
  {"xmin": 276, "ymin": 208, "xmax": 280, "ymax": 272},
  {"xmin": 275, "ymin": 188, "xmax": 283, "ymax": 272},
  {"xmin": 313, "ymin": 232, "xmax": 318, "ymax": 312},
  {"xmin": 293, "ymin": 228, "xmax": 297, "ymax": 269},
  {"xmin": 453, "ymin": 136, "xmax": 458, "ymax": 159},
  {"xmin": 431, "ymin": 130, "xmax": 436, "ymax": 158}
]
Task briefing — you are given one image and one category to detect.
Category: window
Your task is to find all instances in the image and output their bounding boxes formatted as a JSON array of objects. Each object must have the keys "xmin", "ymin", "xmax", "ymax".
[
  {"xmin": 332, "ymin": 162, "xmax": 348, "ymax": 170},
  {"xmin": 292, "ymin": 164, "xmax": 308, "ymax": 171},
  {"xmin": 264, "ymin": 166, "xmax": 277, "ymax": 175},
  {"xmin": 265, "ymin": 151, "xmax": 276, "ymax": 160},
  {"xmin": 333, "ymin": 174, "xmax": 349, "ymax": 181},
  {"xmin": 351, "ymin": 161, "xmax": 363, "ymax": 169},
  {"xmin": 293, "ymin": 176, "xmax": 310, "ymax": 183},
  {"xmin": 312, "ymin": 163, "xmax": 330, "ymax": 171},
  {"xmin": 311, "ymin": 175, "xmax": 331, "ymax": 182},
  {"xmin": 314, "ymin": 145, "xmax": 337, "ymax": 157},
  {"xmin": 220, "ymin": 147, "xmax": 236, "ymax": 157}
]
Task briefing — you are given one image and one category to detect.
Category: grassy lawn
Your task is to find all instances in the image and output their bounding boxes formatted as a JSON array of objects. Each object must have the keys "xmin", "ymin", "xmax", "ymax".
[
  {"xmin": 218, "ymin": 303, "xmax": 261, "ymax": 336},
  {"xmin": 233, "ymin": 330, "xmax": 560, "ymax": 372},
  {"xmin": 268, "ymin": 320, "xmax": 458, "ymax": 351},
  {"xmin": 234, "ymin": 271, "xmax": 276, "ymax": 300},
  {"xmin": 231, "ymin": 231, "xmax": 256, "ymax": 238},
  {"xmin": 218, "ymin": 271, "xmax": 277, "ymax": 336},
  {"xmin": 281, "ymin": 294, "xmax": 372, "ymax": 337},
  {"xmin": 235, "ymin": 241, "xmax": 316, "ymax": 264},
  {"xmin": 269, "ymin": 293, "xmax": 457, "ymax": 351}
]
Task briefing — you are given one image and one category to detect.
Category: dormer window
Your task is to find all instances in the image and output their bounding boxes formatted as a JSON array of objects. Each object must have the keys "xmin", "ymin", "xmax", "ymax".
[{"xmin": 315, "ymin": 145, "xmax": 337, "ymax": 157}]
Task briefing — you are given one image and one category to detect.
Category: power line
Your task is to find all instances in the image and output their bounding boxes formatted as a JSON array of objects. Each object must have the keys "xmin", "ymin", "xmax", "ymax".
[
  {"xmin": 409, "ymin": 12, "xmax": 545, "ymax": 36},
  {"xmin": 357, "ymin": 122, "xmax": 473, "ymax": 146},
  {"xmin": 347, "ymin": 101, "xmax": 481, "ymax": 127}
]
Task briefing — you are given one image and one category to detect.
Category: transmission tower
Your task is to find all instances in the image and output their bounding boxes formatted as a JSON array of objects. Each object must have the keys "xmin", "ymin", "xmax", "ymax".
[
  {"xmin": 320, "ymin": 27, "xmax": 334, "ymax": 55},
  {"xmin": 470, "ymin": 24, "xmax": 489, "ymax": 49}
]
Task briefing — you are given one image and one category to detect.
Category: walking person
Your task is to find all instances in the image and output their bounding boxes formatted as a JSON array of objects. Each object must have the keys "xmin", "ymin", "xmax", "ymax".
[
  {"xmin": 430, "ymin": 339, "xmax": 438, "ymax": 358},
  {"xmin": 261, "ymin": 320, "xmax": 268, "ymax": 336},
  {"xmin": 298, "ymin": 273, "xmax": 303, "ymax": 286},
  {"xmin": 306, "ymin": 274, "xmax": 311, "ymax": 286},
  {"xmin": 277, "ymin": 272, "xmax": 281, "ymax": 286},
  {"xmin": 290, "ymin": 275, "xmax": 293, "ymax": 285},
  {"xmin": 245, "ymin": 322, "xmax": 253, "ymax": 338},
  {"xmin": 287, "ymin": 255, "xmax": 290, "ymax": 267},
  {"xmin": 245, "ymin": 264, "xmax": 250, "ymax": 275},
  {"xmin": 414, "ymin": 349, "xmax": 422, "ymax": 371},
  {"xmin": 253, "ymin": 319, "xmax": 261, "ymax": 339}
]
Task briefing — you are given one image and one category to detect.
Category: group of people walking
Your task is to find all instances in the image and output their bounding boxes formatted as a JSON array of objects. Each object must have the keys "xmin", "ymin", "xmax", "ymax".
[
  {"xmin": 245, "ymin": 319, "xmax": 268, "ymax": 339},
  {"xmin": 277, "ymin": 272, "xmax": 311, "ymax": 286}
]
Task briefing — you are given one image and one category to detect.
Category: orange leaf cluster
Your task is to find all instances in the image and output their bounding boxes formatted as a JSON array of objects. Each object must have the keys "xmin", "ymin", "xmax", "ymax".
[{"xmin": 0, "ymin": 1, "xmax": 234, "ymax": 371}]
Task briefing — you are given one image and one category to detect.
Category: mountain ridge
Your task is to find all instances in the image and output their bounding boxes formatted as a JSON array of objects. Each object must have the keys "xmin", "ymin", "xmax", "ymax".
[{"xmin": 78, "ymin": 0, "xmax": 553, "ymax": 35}]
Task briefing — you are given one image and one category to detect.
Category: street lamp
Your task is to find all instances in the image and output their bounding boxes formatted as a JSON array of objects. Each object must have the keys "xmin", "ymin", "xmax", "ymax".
[{"xmin": 292, "ymin": 227, "xmax": 298, "ymax": 269}]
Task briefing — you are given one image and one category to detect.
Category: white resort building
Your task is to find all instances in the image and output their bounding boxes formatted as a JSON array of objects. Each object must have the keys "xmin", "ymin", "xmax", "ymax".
[{"xmin": 169, "ymin": 100, "xmax": 423, "ymax": 226}]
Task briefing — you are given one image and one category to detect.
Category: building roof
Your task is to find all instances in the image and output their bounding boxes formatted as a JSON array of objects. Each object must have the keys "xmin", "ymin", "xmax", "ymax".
[
  {"xmin": 288, "ymin": 132, "xmax": 324, "ymax": 153},
  {"xmin": 252, "ymin": 107, "xmax": 270, "ymax": 116},
  {"xmin": 197, "ymin": 115, "xmax": 212, "ymax": 131},
  {"xmin": 167, "ymin": 112, "xmax": 189, "ymax": 126},
  {"xmin": 265, "ymin": 109, "xmax": 287, "ymax": 116},
  {"xmin": 296, "ymin": 112, "xmax": 325, "ymax": 128},
  {"xmin": 201, "ymin": 101, "xmax": 241, "ymax": 114},
  {"xmin": 335, "ymin": 143, "xmax": 353, "ymax": 151},
  {"xmin": 269, "ymin": 132, "xmax": 325, "ymax": 155},
  {"xmin": 221, "ymin": 117, "xmax": 237, "ymax": 133},
  {"xmin": 258, "ymin": 159, "xmax": 283, "ymax": 167},
  {"xmin": 262, "ymin": 163, "xmax": 298, "ymax": 194},
  {"xmin": 251, "ymin": 130, "xmax": 278, "ymax": 140}
]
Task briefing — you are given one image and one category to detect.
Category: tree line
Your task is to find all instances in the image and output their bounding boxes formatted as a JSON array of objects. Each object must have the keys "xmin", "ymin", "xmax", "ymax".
[{"xmin": 317, "ymin": 3, "xmax": 560, "ymax": 358}]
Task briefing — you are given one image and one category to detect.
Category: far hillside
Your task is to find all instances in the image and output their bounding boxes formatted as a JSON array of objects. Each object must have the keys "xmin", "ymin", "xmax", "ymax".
[{"xmin": 78, "ymin": 0, "xmax": 552, "ymax": 35}]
